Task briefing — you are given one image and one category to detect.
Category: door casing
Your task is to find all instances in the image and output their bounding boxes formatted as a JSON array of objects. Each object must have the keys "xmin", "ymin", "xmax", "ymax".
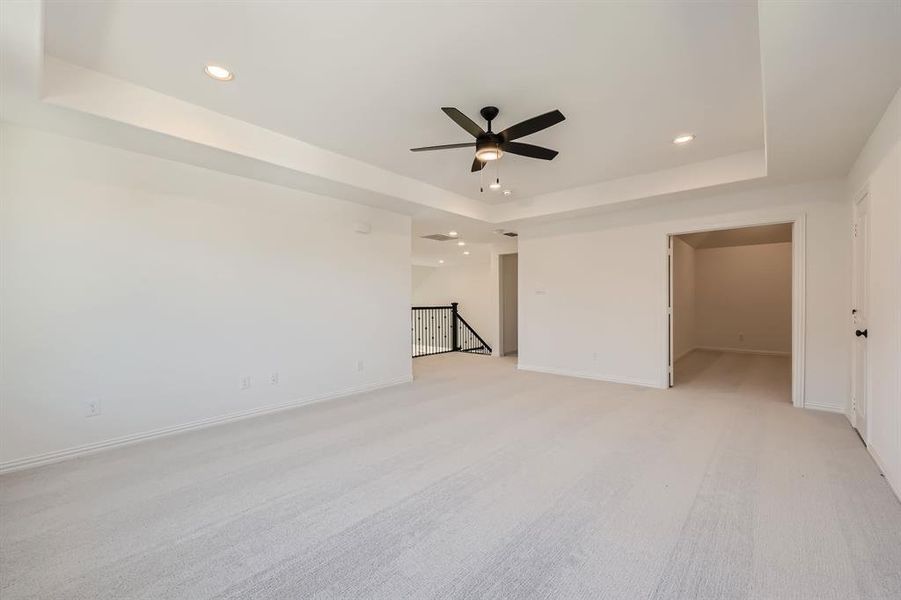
[{"xmin": 665, "ymin": 211, "xmax": 806, "ymax": 408}]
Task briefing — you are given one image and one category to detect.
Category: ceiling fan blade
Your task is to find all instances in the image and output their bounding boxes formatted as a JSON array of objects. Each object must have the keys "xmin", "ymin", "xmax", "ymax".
[
  {"xmin": 442, "ymin": 107, "xmax": 486, "ymax": 138},
  {"xmin": 498, "ymin": 109, "xmax": 565, "ymax": 141},
  {"xmin": 501, "ymin": 141, "xmax": 559, "ymax": 160},
  {"xmin": 410, "ymin": 142, "xmax": 476, "ymax": 152},
  {"xmin": 471, "ymin": 157, "xmax": 486, "ymax": 172}
]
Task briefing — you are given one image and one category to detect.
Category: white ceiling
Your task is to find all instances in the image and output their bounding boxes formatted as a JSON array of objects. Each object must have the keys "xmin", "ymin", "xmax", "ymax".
[
  {"xmin": 758, "ymin": 0, "xmax": 901, "ymax": 180},
  {"xmin": 2, "ymin": 0, "xmax": 897, "ymax": 237},
  {"xmin": 677, "ymin": 223, "xmax": 792, "ymax": 249},
  {"xmin": 44, "ymin": 0, "xmax": 765, "ymax": 203}
]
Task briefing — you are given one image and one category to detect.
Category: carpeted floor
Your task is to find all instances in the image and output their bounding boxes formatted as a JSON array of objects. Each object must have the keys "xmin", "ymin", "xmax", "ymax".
[{"xmin": 1, "ymin": 351, "xmax": 899, "ymax": 599}]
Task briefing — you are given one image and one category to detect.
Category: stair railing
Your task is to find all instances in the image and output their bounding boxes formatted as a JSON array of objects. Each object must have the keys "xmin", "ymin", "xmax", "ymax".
[{"xmin": 411, "ymin": 302, "xmax": 492, "ymax": 358}]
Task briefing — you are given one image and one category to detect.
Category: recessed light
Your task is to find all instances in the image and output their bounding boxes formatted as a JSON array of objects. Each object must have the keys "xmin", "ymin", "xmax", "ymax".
[
  {"xmin": 204, "ymin": 64, "xmax": 234, "ymax": 81},
  {"xmin": 463, "ymin": 251, "xmax": 470, "ymax": 255},
  {"xmin": 503, "ymin": 189, "xmax": 512, "ymax": 196},
  {"xmin": 438, "ymin": 259, "xmax": 444, "ymax": 264},
  {"xmin": 673, "ymin": 134, "xmax": 695, "ymax": 145},
  {"xmin": 448, "ymin": 230, "xmax": 458, "ymax": 237},
  {"xmin": 457, "ymin": 241, "xmax": 466, "ymax": 246}
]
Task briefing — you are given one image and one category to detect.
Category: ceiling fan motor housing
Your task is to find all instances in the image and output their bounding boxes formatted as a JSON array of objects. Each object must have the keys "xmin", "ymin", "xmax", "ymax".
[{"xmin": 476, "ymin": 106, "xmax": 503, "ymax": 161}]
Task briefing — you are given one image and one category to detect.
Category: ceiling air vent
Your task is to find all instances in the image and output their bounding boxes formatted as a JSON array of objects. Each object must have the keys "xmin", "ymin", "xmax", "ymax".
[
  {"xmin": 503, "ymin": 232, "xmax": 519, "ymax": 237},
  {"xmin": 421, "ymin": 234, "xmax": 455, "ymax": 241}
]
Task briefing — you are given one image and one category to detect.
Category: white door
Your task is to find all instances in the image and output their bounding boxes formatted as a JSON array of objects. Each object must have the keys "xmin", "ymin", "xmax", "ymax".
[
  {"xmin": 668, "ymin": 236, "xmax": 674, "ymax": 387},
  {"xmin": 852, "ymin": 194, "xmax": 869, "ymax": 439}
]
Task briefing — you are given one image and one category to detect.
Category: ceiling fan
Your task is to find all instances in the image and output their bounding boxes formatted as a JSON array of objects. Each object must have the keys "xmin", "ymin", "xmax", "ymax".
[{"xmin": 411, "ymin": 106, "xmax": 565, "ymax": 172}]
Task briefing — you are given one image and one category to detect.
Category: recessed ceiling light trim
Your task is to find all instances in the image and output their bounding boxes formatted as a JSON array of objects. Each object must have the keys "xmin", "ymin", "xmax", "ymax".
[
  {"xmin": 204, "ymin": 64, "xmax": 234, "ymax": 81},
  {"xmin": 673, "ymin": 134, "xmax": 695, "ymax": 145}
]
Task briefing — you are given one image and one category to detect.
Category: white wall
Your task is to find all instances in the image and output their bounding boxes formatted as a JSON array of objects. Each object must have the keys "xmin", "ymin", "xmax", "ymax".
[
  {"xmin": 694, "ymin": 242, "xmax": 792, "ymax": 354},
  {"xmin": 411, "ymin": 262, "xmax": 496, "ymax": 350},
  {"xmin": 0, "ymin": 124, "xmax": 413, "ymax": 470},
  {"xmin": 847, "ymin": 88, "xmax": 901, "ymax": 498},
  {"xmin": 518, "ymin": 179, "xmax": 850, "ymax": 411},
  {"xmin": 672, "ymin": 237, "xmax": 695, "ymax": 360}
]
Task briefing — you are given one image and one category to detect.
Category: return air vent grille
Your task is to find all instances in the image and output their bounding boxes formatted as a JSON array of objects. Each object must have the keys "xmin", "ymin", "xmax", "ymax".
[{"xmin": 421, "ymin": 234, "xmax": 455, "ymax": 241}]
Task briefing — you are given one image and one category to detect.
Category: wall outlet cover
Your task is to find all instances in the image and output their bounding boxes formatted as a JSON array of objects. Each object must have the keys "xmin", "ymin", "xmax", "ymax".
[{"xmin": 85, "ymin": 399, "xmax": 101, "ymax": 418}]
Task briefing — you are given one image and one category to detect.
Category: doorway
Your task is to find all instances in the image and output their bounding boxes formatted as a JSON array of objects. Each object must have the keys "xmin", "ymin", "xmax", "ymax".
[
  {"xmin": 499, "ymin": 253, "xmax": 518, "ymax": 357},
  {"xmin": 667, "ymin": 223, "xmax": 796, "ymax": 404}
]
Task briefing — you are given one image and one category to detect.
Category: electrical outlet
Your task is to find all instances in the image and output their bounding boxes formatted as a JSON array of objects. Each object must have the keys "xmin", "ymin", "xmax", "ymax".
[
  {"xmin": 356, "ymin": 360, "xmax": 364, "ymax": 372},
  {"xmin": 270, "ymin": 372, "xmax": 279, "ymax": 385},
  {"xmin": 85, "ymin": 399, "xmax": 101, "ymax": 418},
  {"xmin": 241, "ymin": 376, "xmax": 252, "ymax": 390}
]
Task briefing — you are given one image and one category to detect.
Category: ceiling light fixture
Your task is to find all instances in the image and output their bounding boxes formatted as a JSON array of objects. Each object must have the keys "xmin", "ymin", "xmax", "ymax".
[
  {"xmin": 457, "ymin": 241, "xmax": 466, "ymax": 246},
  {"xmin": 448, "ymin": 230, "xmax": 458, "ymax": 237},
  {"xmin": 475, "ymin": 140, "xmax": 503, "ymax": 162},
  {"xmin": 503, "ymin": 189, "xmax": 512, "ymax": 196},
  {"xmin": 438, "ymin": 259, "xmax": 444, "ymax": 264},
  {"xmin": 673, "ymin": 134, "xmax": 695, "ymax": 145},
  {"xmin": 204, "ymin": 64, "xmax": 234, "ymax": 81},
  {"xmin": 463, "ymin": 251, "xmax": 470, "ymax": 255}
]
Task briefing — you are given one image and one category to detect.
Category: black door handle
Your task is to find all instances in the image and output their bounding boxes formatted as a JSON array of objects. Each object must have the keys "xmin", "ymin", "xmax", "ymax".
[{"xmin": 856, "ymin": 329, "xmax": 868, "ymax": 338}]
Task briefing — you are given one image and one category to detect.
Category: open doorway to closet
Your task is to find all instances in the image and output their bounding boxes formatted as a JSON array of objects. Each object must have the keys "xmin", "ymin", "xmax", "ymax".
[{"xmin": 668, "ymin": 223, "xmax": 795, "ymax": 404}]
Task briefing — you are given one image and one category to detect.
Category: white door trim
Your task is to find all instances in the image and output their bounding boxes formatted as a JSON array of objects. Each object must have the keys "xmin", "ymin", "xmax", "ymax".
[
  {"xmin": 665, "ymin": 211, "xmax": 807, "ymax": 408},
  {"xmin": 667, "ymin": 235, "xmax": 675, "ymax": 387}
]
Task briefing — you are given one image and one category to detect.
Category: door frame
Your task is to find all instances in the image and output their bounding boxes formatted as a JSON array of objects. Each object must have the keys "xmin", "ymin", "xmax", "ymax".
[
  {"xmin": 850, "ymin": 187, "xmax": 870, "ymax": 438},
  {"xmin": 665, "ymin": 211, "xmax": 807, "ymax": 408}
]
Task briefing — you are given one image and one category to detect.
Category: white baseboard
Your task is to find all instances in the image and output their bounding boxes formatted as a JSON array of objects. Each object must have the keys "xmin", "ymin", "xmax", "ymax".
[
  {"xmin": 803, "ymin": 402, "xmax": 847, "ymax": 414},
  {"xmin": 867, "ymin": 444, "xmax": 901, "ymax": 503},
  {"xmin": 0, "ymin": 375, "xmax": 413, "ymax": 474},
  {"xmin": 516, "ymin": 364, "xmax": 664, "ymax": 389},
  {"xmin": 674, "ymin": 347, "xmax": 696, "ymax": 362},
  {"xmin": 694, "ymin": 346, "xmax": 791, "ymax": 357}
]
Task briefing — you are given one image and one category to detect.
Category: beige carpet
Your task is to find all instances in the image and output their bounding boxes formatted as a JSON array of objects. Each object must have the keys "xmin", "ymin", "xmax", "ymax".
[{"xmin": 1, "ymin": 351, "xmax": 899, "ymax": 599}]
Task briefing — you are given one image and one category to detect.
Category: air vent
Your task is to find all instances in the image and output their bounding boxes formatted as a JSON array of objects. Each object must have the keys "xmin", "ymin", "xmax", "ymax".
[
  {"xmin": 421, "ymin": 234, "xmax": 455, "ymax": 241},
  {"xmin": 503, "ymin": 232, "xmax": 519, "ymax": 237}
]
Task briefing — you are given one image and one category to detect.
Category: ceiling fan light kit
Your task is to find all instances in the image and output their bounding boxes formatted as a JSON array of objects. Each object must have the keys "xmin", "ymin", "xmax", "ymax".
[
  {"xmin": 410, "ymin": 105, "xmax": 565, "ymax": 182},
  {"xmin": 475, "ymin": 140, "xmax": 503, "ymax": 162}
]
